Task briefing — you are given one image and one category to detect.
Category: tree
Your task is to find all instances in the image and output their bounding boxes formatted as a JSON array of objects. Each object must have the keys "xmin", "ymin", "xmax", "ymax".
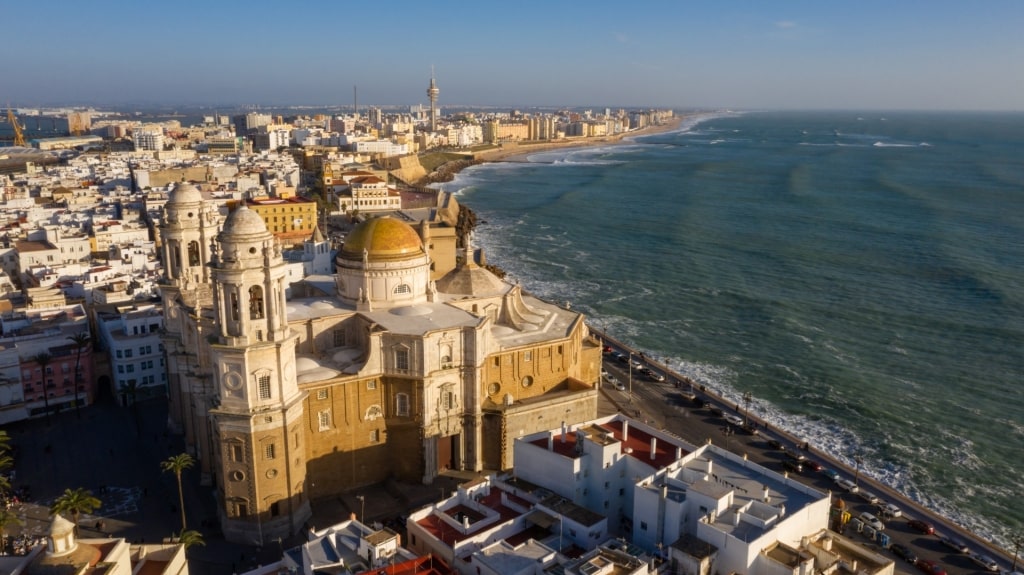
[
  {"xmin": 0, "ymin": 430, "xmax": 10, "ymax": 494},
  {"xmin": 176, "ymin": 529, "xmax": 205, "ymax": 552},
  {"xmin": 67, "ymin": 332, "xmax": 91, "ymax": 419},
  {"xmin": 51, "ymin": 487, "xmax": 101, "ymax": 535},
  {"xmin": 162, "ymin": 453, "xmax": 194, "ymax": 532},
  {"xmin": 0, "ymin": 508, "xmax": 23, "ymax": 552},
  {"xmin": 31, "ymin": 352, "xmax": 53, "ymax": 424}
]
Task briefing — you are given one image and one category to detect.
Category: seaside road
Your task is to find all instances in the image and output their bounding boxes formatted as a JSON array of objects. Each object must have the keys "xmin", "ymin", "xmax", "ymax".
[{"xmin": 593, "ymin": 331, "xmax": 1016, "ymax": 575}]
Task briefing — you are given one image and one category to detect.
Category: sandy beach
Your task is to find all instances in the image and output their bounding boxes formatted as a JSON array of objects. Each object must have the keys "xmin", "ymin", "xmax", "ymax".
[{"xmin": 472, "ymin": 115, "xmax": 687, "ymax": 163}]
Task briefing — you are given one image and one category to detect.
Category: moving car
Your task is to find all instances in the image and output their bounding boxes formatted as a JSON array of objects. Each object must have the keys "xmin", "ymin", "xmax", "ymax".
[
  {"xmin": 614, "ymin": 382, "xmax": 627, "ymax": 392},
  {"xmin": 858, "ymin": 512, "xmax": 885, "ymax": 531},
  {"xmin": 916, "ymin": 559, "xmax": 947, "ymax": 575},
  {"xmin": 858, "ymin": 490, "xmax": 880, "ymax": 504},
  {"xmin": 613, "ymin": 352, "xmax": 628, "ymax": 363},
  {"xmin": 803, "ymin": 460, "xmax": 823, "ymax": 472},
  {"xmin": 836, "ymin": 478, "xmax": 859, "ymax": 493},
  {"xmin": 709, "ymin": 406, "xmax": 724, "ymax": 417},
  {"xmin": 908, "ymin": 519, "xmax": 934, "ymax": 534},
  {"xmin": 782, "ymin": 459, "xmax": 803, "ymax": 473},
  {"xmin": 939, "ymin": 536, "xmax": 969, "ymax": 554},
  {"xmin": 879, "ymin": 503, "xmax": 902, "ymax": 518},
  {"xmin": 822, "ymin": 468, "xmax": 840, "ymax": 481},
  {"xmin": 970, "ymin": 554, "xmax": 999, "ymax": 572},
  {"xmin": 891, "ymin": 543, "xmax": 917, "ymax": 563},
  {"xmin": 767, "ymin": 439, "xmax": 785, "ymax": 450},
  {"xmin": 647, "ymin": 370, "xmax": 666, "ymax": 382}
]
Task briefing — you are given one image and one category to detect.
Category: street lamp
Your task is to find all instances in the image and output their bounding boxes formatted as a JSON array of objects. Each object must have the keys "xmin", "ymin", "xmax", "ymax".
[
  {"xmin": 628, "ymin": 351, "xmax": 633, "ymax": 403},
  {"xmin": 356, "ymin": 495, "xmax": 365, "ymax": 523},
  {"xmin": 742, "ymin": 391, "xmax": 752, "ymax": 426},
  {"xmin": 1011, "ymin": 533, "xmax": 1023, "ymax": 571},
  {"xmin": 721, "ymin": 426, "xmax": 734, "ymax": 451},
  {"xmin": 853, "ymin": 455, "xmax": 863, "ymax": 486}
]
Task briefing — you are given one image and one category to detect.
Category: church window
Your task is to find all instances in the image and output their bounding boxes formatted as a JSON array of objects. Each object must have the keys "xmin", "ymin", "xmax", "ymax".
[
  {"xmin": 235, "ymin": 502, "xmax": 248, "ymax": 517},
  {"xmin": 264, "ymin": 443, "xmax": 276, "ymax": 460},
  {"xmin": 264, "ymin": 416, "xmax": 273, "ymax": 423},
  {"xmin": 230, "ymin": 292, "xmax": 240, "ymax": 321},
  {"xmin": 230, "ymin": 443, "xmax": 244, "ymax": 462},
  {"xmin": 366, "ymin": 380, "xmax": 377, "ymax": 390},
  {"xmin": 487, "ymin": 382, "xmax": 500, "ymax": 396},
  {"xmin": 318, "ymin": 410, "xmax": 331, "ymax": 431},
  {"xmin": 522, "ymin": 375, "xmax": 533, "ymax": 388},
  {"xmin": 396, "ymin": 393, "xmax": 409, "ymax": 416},
  {"xmin": 369, "ymin": 429, "xmax": 380, "ymax": 443},
  {"xmin": 395, "ymin": 349, "xmax": 409, "ymax": 371},
  {"xmin": 441, "ymin": 391, "xmax": 455, "ymax": 410},
  {"xmin": 249, "ymin": 285, "xmax": 265, "ymax": 319},
  {"xmin": 171, "ymin": 245, "xmax": 181, "ymax": 270},
  {"xmin": 258, "ymin": 375, "xmax": 272, "ymax": 399},
  {"xmin": 393, "ymin": 284, "xmax": 411, "ymax": 295},
  {"xmin": 270, "ymin": 501, "xmax": 281, "ymax": 517},
  {"xmin": 188, "ymin": 241, "xmax": 200, "ymax": 266},
  {"xmin": 524, "ymin": 351, "xmax": 532, "ymax": 362},
  {"xmin": 333, "ymin": 329, "xmax": 346, "ymax": 347},
  {"xmin": 365, "ymin": 405, "xmax": 383, "ymax": 421},
  {"xmin": 317, "ymin": 389, "xmax": 328, "ymax": 400}
]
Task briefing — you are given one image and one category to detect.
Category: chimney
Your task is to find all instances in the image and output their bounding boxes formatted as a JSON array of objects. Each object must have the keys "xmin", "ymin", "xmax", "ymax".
[
  {"xmin": 650, "ymin": 437, "xmax": 657, "ymax": 460},
  {"xmin": 462, "ymin": 515, "xmax": 469, "ymax": 529},
  {"xmin": 623, "ymin": 421, "xmax": 629, "ymax": 441},
  {"xmin": 763, "ymin": 485, "xmax": 771, "ymax": 503},
  {"xmin": 561, "ymin": 421, "xmax": 567, "ymax": 443},
  {"xmin": 548, "ymin": 435, "xmax": 554, "ymax": 451},
  {"xmin": 705, "ymin": 458, "xmax": 713, "ymax": 475},
  {"xmin": 676, "ymin": 446, "xmax": 682, "ymax": 460}
]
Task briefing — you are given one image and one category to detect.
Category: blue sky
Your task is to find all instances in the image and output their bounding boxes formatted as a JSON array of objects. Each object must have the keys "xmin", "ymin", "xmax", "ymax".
[{"xmin": 3, "ymin": 0, "xmax": 1022, "ymax": 110}]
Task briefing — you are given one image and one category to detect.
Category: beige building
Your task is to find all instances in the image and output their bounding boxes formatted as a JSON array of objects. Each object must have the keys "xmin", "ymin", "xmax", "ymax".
[{"xmin": 159, "ymin": 182, "xmax": 602, "ymax": 545}]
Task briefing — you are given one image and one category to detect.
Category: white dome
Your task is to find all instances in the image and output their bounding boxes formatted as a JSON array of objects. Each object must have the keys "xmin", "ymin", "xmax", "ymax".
[
  {"xmin": 168, "ymin": 181, "xmax": 204, "ymax": 204},
  {"xmin": 221, "ymin": 204, "xmax": 269, "ymax": 238}
]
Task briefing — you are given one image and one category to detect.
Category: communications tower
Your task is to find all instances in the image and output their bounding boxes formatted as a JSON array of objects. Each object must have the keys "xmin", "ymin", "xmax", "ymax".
[{"xmin": 426, "ymin": 67, "xmax": 439, "ymax": 131}]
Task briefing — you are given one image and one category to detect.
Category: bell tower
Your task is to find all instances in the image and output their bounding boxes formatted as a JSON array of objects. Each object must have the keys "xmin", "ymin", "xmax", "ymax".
[{"xmin": 208, "ymin": 203, "xmax": 310, "ymax": 545}]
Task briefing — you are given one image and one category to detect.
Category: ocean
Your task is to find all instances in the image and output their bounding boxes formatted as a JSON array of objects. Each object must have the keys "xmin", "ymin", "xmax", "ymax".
[{"xmin": 436, "ymin": 111, "xmax": 1024, "ymax": 549}]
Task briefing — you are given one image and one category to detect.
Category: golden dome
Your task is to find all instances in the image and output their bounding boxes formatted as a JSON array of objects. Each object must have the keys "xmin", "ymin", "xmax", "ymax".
[{"xmin": 340, "ymin": 217, "xmax": 423, "ymax": 261}]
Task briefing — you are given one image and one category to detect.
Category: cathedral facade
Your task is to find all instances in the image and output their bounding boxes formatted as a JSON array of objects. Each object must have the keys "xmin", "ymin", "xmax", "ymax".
[{"xmin": 158, "ymin": 182, "xmax": 602, "ymax": 545}]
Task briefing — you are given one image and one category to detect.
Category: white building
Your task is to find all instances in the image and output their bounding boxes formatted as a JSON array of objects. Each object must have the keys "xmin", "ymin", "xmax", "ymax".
[
  {"xmin": 95, "ymin": 304, "xmax": 166, "ymax": 403},
  {"xmin": 133, "ymin": 128, "xmax": 165, "ymax": 151}
]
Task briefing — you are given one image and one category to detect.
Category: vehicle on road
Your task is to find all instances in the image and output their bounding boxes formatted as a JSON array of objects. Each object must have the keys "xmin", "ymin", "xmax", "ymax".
[
  {"xmin": 822, "ymin": 468, "xmax": 840, "ymax": 481},
  {"xmin": 782, "ymin": 460, "xmax": 803, "ymax": 474},
  {"xmin": 916, "ymin": 559, "xmax": 947, "ymax": 575},
  {"xmin": 879, "ymin": 503, "xmax": 902, "ymax": 518},
  {"xmin": 803, "ymin": 460, "xmax": 823, "ymax": 472},
  {"xmin": 631, "ymin": 360, "xmax": 644, "ymax": 371},
  {"xmin": 784, "ymin": 451, "xmax": 807, "ymax": 463},
  {"xmin": 614, "ymin": 382, "xmax": 626, "ymax": 391},
  {"xmin": 835, "ymin": 478, "xmax": 859, "ymax": 493},
  {"xmin": 692, "ymin": 397, "xmax": 709, "ymax": 408},
  {"xmin": 970, "ymin": 554, "xmax": 1000, "ymax": 572},
  {"xmin": 907, "ymin": 519, "xmax": 934, "ymax": 534},
  {"xmin": 613, "ymin": 352, "xmax": 628, "ymax": 363},
  {"xmin": 859, "ymin": 512, "xmax": 885, "ymax": 531},
  {"xmin": 858, "ymin": 490, "xmax": 880, "ymax": 504},
  {"xmin": 647, "ymin": 371, "xmax": 666, "ymax": 382},
  {"xmin": 891, "ymin": 543, "xmax": 917, "ymax": 563},
  {"xmin": 603, "ymin": 372, "xmax": 618, "ymax": 384},
  {"xmin": 709, "ymin": 406, "xmax": 724, "ymax": 417},
  {"xmin": 725, "ymin": 414, "xmax": 744, "ymax": 427},
  {"xmin": 603, "ymin": 346, "xmax": 613, "ymax": 355},
  {"xmin": 939, "ymin": 536, "xmax": 969, "ymax": 554},
  {"xmin": 766, "ymin": 439, "xmax": 785, "ymax": 450}
]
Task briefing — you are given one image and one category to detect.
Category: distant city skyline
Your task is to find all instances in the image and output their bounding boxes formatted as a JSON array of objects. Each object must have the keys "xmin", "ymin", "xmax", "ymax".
[{"xmin": 3, "ymin": 0, "xmax": 1023, "ymax": 111}]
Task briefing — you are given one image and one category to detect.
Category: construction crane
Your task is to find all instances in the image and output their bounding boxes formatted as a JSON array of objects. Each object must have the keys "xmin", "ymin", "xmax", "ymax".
[{"xmin": 6, "ymin": 106, "xmax": 26, "ymax": 147}]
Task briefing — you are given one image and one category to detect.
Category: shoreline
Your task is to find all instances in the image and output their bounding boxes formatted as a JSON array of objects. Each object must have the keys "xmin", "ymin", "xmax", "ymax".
[{"xmin": 472, "ymin": 115, "xmax": 687, "ymax": 164}]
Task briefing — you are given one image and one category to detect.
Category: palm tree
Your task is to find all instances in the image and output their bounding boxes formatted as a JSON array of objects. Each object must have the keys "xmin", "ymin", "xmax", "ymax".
[
  {"xmin": 0, "ymin": 508, "xmax": 23, "ymax": 552},
  {"xmin": 50, "ymin": 487, "xmax": 102, "ymax": 535},
  {"xmin": 67, "ymin": 333, "xmax": 91, "ymax": 419},
  {"xmin": 176, "ymin": 529, "xmax": 205, "ymax": 553},
  {"xmin": 162, "ymin": 453, "xmax": 194, "ymax": 532},
  {"xmin": 31, "ymin": 352, "xmax": 53, "ymax": 424}
]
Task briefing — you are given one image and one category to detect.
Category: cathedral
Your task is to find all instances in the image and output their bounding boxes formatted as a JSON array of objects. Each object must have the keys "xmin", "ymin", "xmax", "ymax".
[{"xmin": 158, "ymin": 182, "xmax": 602, "ymax": 544}]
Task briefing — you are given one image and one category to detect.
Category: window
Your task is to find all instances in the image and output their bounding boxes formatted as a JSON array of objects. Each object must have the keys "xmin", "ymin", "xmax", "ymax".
[
  {"xmin": 441, "ymin": 391, "xmax": 455, "ymax": 410},
  {"xmin": 333, "ymin": 329, "xmax": 345, "ymax": 347},
  {"xmin": 396, "ymin": 393, "xmax": 409, "ymax": 416},
  {"xmin": 125, "ymin": 349, "xmax": 133, "ymax": 358},
  {"xmin": 249, "ymin": 285, "xmax": 264, "ymax": 319},
  {"xmin": 524, "ymin": 351, "xmax": 532, "ymax": 362},
  {"xmin": 264, "ymin": 443, "xmax": 276, "ymax": 460},
  {"xmin": 188, "ymin": 241, "xmax": 200, "ymax": 266},
  {"xmin": 318, "ymin": 410, "xmax": 330, "ymax": 431},
  {"xmin": 258, "ymin": 375, "xmax": 272, "ymax": 399},
  {"xmin": 366, "ymin": 380, "xmax": 376, "ymax": 390},
  {"xmin": 230, "ymin": 292, "xmax": 239, "ymax": 321},
  {"xmin": 369, "ymin": 429, "xmax": 380, "ymax": 443},
  {"xmin": 126, "ymin": 365, "xmax": 134, "ymax": 373},
  {"xmin": 393, "ymin": 284, "xmax": 411, "ymax": 295},
  {"xmin": 365, "ymin": 405, "xmax": 383, "ymax": 421},
  {"xmin": 395, "ymin": 349, "xmax": 409, "ymax": 371},
  {"xmin": 640, "ymin": 521, "xmax": 648, "ymax": 531},
  {"xmin": 317, "ymin": 389, "xmax": 328, "ymax": 400},
  {"xmin": 117, "ymin": 365, "xmax": 124, "ymax": 374},
  {"xmin": 230, "ymin": 443, "xmax": 244, "ymax": 462}
]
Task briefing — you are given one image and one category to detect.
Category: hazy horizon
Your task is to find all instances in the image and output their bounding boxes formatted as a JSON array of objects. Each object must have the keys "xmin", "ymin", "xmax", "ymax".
[{"xmin": 4, "ymin": 1, "xmax": 1023, "ymax": 112}]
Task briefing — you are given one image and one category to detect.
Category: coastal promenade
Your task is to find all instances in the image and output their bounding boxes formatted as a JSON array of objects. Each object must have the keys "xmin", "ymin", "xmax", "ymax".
[{"xmin": 590, "ymin": 325, "xmax": 1019, "ymax": 575}]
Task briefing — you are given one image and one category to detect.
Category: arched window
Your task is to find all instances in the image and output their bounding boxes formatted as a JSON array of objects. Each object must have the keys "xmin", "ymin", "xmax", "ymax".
[
  {"xmin": 393, "ymin": 284, "xmax": 411, "ymax": 295},
  {"xmin": 230, "ymin": 292, "xmax": 240, "ymax": 321},
  {"xmin": 396, "ymin": 393, "xmax": 410, "ymax": 416},
  {"xmin": 249, "ymin": 285, "xmax": 264, "ymax": 319},
  {"xmin": 188, "ymin": 241, "xmax": 200, "ymax": 266}
]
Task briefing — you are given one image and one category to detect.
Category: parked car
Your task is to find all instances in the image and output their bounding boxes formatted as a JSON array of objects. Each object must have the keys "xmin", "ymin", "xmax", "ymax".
[
  {"xmin": 859, "ymin": 512, "xmax": 885, "ymax": 531},
  {"xmin": 879, "ymin": 503, "xmax": 902, "ymax": 518},
  {"xmin": 891, "ymin": 543, "xmax": 918, "ymax": 563},
  {"xmin": 784, "ymin": 451, "xmax": 807, "ymax": 463},
  {"xmin": 971, "ymin": 554, "xmax": 1000, "ymax": 572},
  {"xmin": 602, "ymin": 345, "xmax": 613, "ymax": 355},
  {"xmin": 803, "ymin": 460, "xmax": 823, "ymax": 472},
  {"xmin": 782, "ymin": 459, "xmax": 803, "ymax": 473},
  {"xmin": 692, "ymin": 397, "xmax": 709, "ymax": 408},
  {"xmin": 766, "ymin": 439, "xmax": 785, "ymax": 450},
  {"xmin": 613, "ymin": 352, "xmax": 628, "ymax": 363},
  {"xmin": 939, "ymin": 536, "xmax": 969, "ymax": 554},
  {"xmin": 916, "ymin": 559, "xmax": 947, "ymax": 575},
  {"xmin": 836, "ymin": 478, "xmax": 859, "ymax": 493},
  {"xmin": 709, "ymin": 406, "xmax": 725, "ymax": 417},
  {"xmin": 858, "ymin": 490, "xmax": 880, "ymax": 504},
  {"xmin": 615, "ymin": 382, "xmax": 626, "ymax": 391},
  {"xmin": 908, "ymin": 519, "xmax": 935, "ymax": 535},
  {"xmin": 648, "ymin": 371, "xmax": 666, "ymax": 382},
  {"xmin": 822, "ymin": 468, "xmax": 840, "ymax": 481}
]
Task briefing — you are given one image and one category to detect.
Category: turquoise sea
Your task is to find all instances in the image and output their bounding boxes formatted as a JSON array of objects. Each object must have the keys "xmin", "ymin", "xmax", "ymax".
[{"xmin": 437, "ymin": 111, "xmax": 1024, "ymax": 549}]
